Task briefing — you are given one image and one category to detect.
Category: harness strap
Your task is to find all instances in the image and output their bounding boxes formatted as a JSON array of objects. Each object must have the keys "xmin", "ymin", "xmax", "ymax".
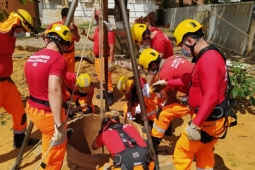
[
  {"xmin": 115, "ymin": 128, "xmax": 138, "ymax": 148},
  {"xmin": 194, "ymin": 45, "xmax": 233, "ymax": 94}
]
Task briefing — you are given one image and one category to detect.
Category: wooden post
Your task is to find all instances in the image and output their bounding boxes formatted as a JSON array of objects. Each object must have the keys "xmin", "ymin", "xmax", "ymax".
[{"xmin": 103, "ymin": 0, "xmax": 110, "ymax": 111}]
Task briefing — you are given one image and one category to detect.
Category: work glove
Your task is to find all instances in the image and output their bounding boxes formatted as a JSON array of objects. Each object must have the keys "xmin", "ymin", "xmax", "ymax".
[
  {"xmin": 151, "ymin": 80, "xmax": 167, "ymax": 93},
  {"xmin": 127, "ymin": 112, "xmax": 135, "ymax": 120},
  {"xmin": 142, "ymin": 84, "xmax": 150, "ymax": 98},
  {"xmin": 108, "ymin": 62, "xmax": 116, "ymax": 72},
  {"xmin": 103, "ymin": 21, "xmax": 113, "ymax": 31},
  {"xmin": 52, "ymin": 123, "xmax": 66, "ymax": 142},
  {"xmin": 135, "ymin": 104, "xmax": 141, "ymax": 114},
  {"xmin": 186, "ymin": 121, "xmax": 201, "ymax": 141}
]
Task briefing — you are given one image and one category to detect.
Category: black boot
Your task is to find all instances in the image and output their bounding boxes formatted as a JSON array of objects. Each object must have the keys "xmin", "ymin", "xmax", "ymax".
[
  {"xmin": 67, "ymin": 128, "xmax": 73, "ymax": 139},
  {"xmin": 84, "ymin": 106, "xmax": 93, "ymax": 114},
  {"xmin": 107, "ymin": 92, "xmax": 114, "ymax": 106},
  {"xmin": 96, "ymin": 90, "xmax": 106, "ymax": 99},
  {"xmin": 13, "ymin": 133, "xmax": 39, "ymax": 149},
  {"xmin": 165, "ymin": 122, "xmax": 173, "ymax": 136}
]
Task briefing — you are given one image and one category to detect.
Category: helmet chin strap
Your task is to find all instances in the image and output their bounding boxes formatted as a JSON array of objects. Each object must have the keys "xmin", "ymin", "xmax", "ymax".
[
  {"xmin": 184, "ymin": 37, "xmax": 201, "ymax": 62},
  {"xmin": 47, "ymin": 40, "xmax": 63, "ymax": 55}
]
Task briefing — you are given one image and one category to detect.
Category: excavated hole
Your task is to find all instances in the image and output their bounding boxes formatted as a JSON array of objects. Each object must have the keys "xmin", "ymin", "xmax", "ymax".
[{"xmin": 66, "ymin": 113, "xmax": 144, "ymax": 170}]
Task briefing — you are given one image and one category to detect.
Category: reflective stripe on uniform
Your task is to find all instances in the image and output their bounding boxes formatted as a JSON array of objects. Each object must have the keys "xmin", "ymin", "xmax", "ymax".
[
  {"xmin": 153, "ymin": 122, "xmax": 166, "ymax": 134},
  {"xmin": 104, "ymin": 163, "xmax": 110, "ymax": 170},
  {"xmin": 147, "ymin": 109, "xmax": 157, "ymax": 116}
]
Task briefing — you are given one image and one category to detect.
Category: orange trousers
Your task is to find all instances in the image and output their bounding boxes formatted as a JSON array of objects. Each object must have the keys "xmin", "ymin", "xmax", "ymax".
[
  {"xmin": 173, "ymin": 115, "xmax": 231, "ymax": 170},
  {"xmin": 63, "ymin": 51, "xmax": 75, "ymax": 73},
  {"xmin": 26, "ymin": 103, "xmax": 67, "ymax": 170},
  {"xmin": 99, "ymin": 161, "xmax": 155, "ymax": 170},
  {"xmin": 0, "ymin": 80, "xmax": 27, "ymax": 133},
  {"xmin": 66, "ymin": 91, "xmax": 94, "ymax": 113},
  {"xmin": 123, "ymin": 99, "xmax": 157, "ymax": 122},
  {"xmin": 95, "ymin": 57, "xmax": 113, "ymax": 92},
  {"xmin": 152, "ymin": 102, "xmax": 192, "ymax": 138}
]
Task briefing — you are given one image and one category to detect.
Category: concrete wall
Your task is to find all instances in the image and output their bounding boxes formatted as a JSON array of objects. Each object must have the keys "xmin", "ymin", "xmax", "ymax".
[
  {"xmin": 39, "ymin": 0, "xmax": 157, "ymax": 26},
  {"xmin": 163, "ymin": 2, "xmax": 254, "ymax": 55}
]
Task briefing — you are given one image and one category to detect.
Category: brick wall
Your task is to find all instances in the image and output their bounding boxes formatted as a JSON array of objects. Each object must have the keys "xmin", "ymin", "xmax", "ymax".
[{"xmin": 4, "ymin": 0, "xmax": 38, "ymax": 18}]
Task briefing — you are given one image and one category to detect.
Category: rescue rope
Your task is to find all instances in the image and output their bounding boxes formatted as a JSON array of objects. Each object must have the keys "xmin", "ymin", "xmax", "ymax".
[
  {"xmin": 193, "ymin": 0, "xmax": 255, "ymax": 42},
  {"xmin": 35, "ymin": 140, "xmax": 55, "ymax": 170},
  {"xmin": 65, "ymin": 0, "xmax": 99, "ymax": 120}
]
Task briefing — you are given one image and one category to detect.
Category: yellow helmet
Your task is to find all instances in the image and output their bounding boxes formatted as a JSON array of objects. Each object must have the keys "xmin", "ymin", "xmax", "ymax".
[
  {"xmin": 76, "ymin": 73, "xmax": 92, "ymax": 93},
  {"xmin": 138, "ymin": 48, "xmax": 159, "ymax": 70},
  {"xmin": 11, "ymin": 9, "xmax": 33, "ymax": 32},
  {"xmin": 45, "ymin": 24, "xmax": 72, "ymax": 44},
  {"xmin": 174, "ymin": 19, "xmax": 202, "ymax": 46},
  {"xmin": 117, "ymin": 76, "xmax": 134, "ymax": 94},
  {"xmin": 131, "ymin": 24, "xmax": 147, "ymax": 45}
]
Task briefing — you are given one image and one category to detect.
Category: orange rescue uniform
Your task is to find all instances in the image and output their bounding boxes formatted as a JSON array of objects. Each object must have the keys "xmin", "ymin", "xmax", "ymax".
[
  {"xmin": 151, "ymin": 56, "xmax": 194, "ymax": 148},
  {"xmin": 0, "ymin": 28, "xmax": 27, "ymax": 134},
  {"xmin": 65, "ymin": 72, "xmax": 95, "ymax": 113},
  {"xmin": 93, "ymin": 27, "xmax": 115, "ymax": 92},
  {"xmin": 25, "ymin": 48, "xmax": 67, "ymax": 170}
]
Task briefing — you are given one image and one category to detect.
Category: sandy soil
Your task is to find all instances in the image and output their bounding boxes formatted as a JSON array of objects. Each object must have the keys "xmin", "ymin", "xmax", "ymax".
[{"xmin": 1, "ymin": 33, "xmax": 255, "ymax": 170}]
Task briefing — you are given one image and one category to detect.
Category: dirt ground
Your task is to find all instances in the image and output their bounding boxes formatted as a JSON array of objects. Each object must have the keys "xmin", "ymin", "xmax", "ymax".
[{"xmin": 1, "ymin": 33, "xmax": 255, "ymax": 170}]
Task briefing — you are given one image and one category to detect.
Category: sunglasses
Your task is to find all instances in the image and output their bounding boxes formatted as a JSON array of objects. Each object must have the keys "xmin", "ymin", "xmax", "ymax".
[{"xmin": 14, "ymin": 10, "xmax": 33, "ymax": 31}]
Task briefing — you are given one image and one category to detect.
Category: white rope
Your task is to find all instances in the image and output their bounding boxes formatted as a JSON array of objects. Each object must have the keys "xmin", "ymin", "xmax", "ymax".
[
  {"xmin": 193, "ymin": 0, "xmax": 255, "ymax": 42},
  {"xmin": 35, "ymin": 140, "xmax": 55, "ymax": 170},
  {"xmin": 66, "ymin": 0, "xmax": 99, "ymax": 120}
]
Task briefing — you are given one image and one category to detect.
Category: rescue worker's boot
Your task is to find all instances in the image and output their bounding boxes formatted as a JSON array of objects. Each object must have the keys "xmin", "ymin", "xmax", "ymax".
[
  {"xmin": 107, "ymin": 92, "xmax": 114, "ymax": 106},
  {"xmin": 165, "ymin": 122, "xmax": 173, "ymax": 136},
  {"xmin": 151, "ymin": 136, "xmax": 162, "ymax": 152},
  {"xmin": 13, "ymin": 133, "xmax": 39, "ymax": 149},
  {"xmin": 67, "ymin": 128, "xmax": 73, "ymax": 139}
]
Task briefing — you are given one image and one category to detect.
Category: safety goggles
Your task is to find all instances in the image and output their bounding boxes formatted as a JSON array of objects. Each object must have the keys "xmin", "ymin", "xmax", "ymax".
[{"xmin": 14, "ymin": 10, "xmax": 33, "ymax": 31}]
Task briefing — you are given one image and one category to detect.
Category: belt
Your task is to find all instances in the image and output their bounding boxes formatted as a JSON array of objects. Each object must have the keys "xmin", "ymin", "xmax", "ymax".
[
  {"xmin": 95, "ymin": 55, "xmax": 110, "ymax": 58},
  {"xmin": 63, "ymin": 50, "xmax": 74, "ymax": 54},
  {"xmin": 29, "ymin": 95, "xmax": 67, "ymax": 108},
  {"xmin": 0, "ymin": 77, "xmax": 11, "ymax": 82}
]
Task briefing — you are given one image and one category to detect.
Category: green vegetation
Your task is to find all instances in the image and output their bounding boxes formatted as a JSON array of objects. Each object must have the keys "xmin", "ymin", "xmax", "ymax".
[{"xmin": 230, "ymin": 61, "xmax": 255, "ymax": 106}]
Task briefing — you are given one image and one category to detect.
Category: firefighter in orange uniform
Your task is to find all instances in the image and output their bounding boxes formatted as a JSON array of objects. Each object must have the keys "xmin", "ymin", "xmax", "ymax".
[
  {"xmin": 0, "ymin": 9, "xmax": 39, "ymax": 149},
  {"xmin": 65, "ymin": 72, "xmax": 95, "ymax": 118},
  {"xmin": 172, "ymin": 19, "xmax": 235, "ymax": 170},
  {"xmin": 92, "ymin": 115, "xmax": 155, "ymax": 170},
  {"xmin": 43, "ymin": 8, "xmax": 80, "ymax": 72},
  {"xmin": 116, "ymin": 75, "xmax": 157, "ymax": 125},
  {"xmin": 138, "ymin": 48, "xmax": 194, "ymax": 151},
  {"xmin": 80, "ymin": 10, "xmax": 115, "ymax": 106},
  {"xmin": 25, "ymin": 24, "xmax": 72, "ymax": 169}
]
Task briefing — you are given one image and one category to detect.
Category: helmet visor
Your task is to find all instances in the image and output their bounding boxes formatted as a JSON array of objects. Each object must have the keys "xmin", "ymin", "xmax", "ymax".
[{"xmin": 15, "ymin": 10, "xmax": 33, "ymax": 31}]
